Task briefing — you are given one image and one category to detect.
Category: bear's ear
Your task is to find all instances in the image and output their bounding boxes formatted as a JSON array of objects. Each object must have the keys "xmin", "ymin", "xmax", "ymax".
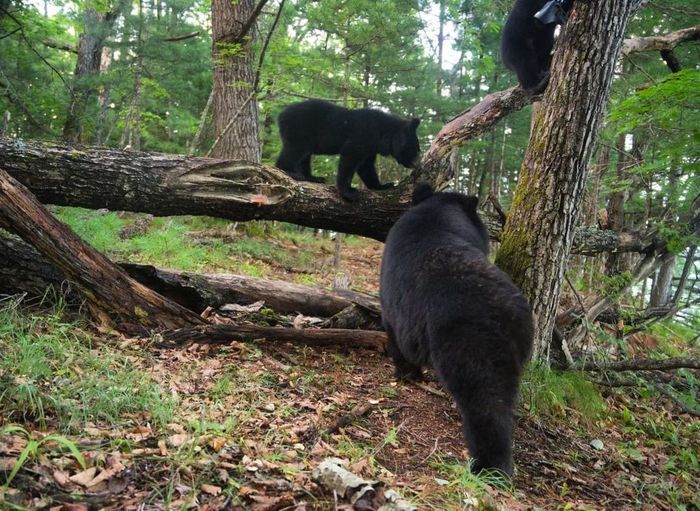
[
  {"xmin": 409, "ymin": 118, "xmax": 421, "ymax": 131},
  {"xmin": 412, "ymin": 183, "xmax": 434, "ymax": 205}
]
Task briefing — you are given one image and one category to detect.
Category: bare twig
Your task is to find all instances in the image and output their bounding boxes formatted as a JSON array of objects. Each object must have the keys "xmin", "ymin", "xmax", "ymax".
[
  {"xmin": 253, "ymin": 0, "xmax": 285, "ymax": 92},
  {"xmin": 163, "ymin": 31, "xmax": 200, "ymax": 42},
  {"xmin": 0, "ymin": 6, "xmax": 67, "ymax": 86}
]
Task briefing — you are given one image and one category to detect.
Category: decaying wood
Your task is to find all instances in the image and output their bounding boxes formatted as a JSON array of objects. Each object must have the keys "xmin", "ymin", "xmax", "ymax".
[
  {"xmin": 0, "ymin": 229, "xmax": 380, "ymax": 319},
  {"xmin": 162, "ymin": 323, "xmax": 387, "ymax": 351},
  {"xmin": 578, "ymin": 357, "xmax": 700, "ymax": 372},
  {"xmin": 312, "ymin": 458, "xmax": 416, "ymax": 511},
  {"xmin": 0, "ymin": 138, "xmax": 649, "ymax": 253},
  {"xmin": 0, "ymin": 168, "xmax": 204, "ymax": 330}
]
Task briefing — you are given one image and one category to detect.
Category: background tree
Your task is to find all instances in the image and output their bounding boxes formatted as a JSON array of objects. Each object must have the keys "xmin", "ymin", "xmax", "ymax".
[{"xmin": 209, "ymin": 0, "xmax": 264, "ymax": 161}]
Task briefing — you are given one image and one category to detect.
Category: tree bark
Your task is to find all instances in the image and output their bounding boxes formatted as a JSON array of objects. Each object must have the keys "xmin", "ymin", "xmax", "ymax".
[
  {"xmin": 0, "ymin": 168, "xmax": 204, "ymax": 331},
  {"xmin": 649, "ymin": 255, "xmax": 675, "ymax": 307},
  {"xmin": 210, "ymin": 0, "xmax": 261, "ymax": 161},
  {"xmin": 0, "ymin": 137, "xmax": 652, "ymax": 252},
  {"xmin": 62, "ymin": 1, "xmax": 128, "ymax": 144},
  {"xmin": 0, "ymin": 228, "xmax": 380, "ymax": 319},
  {"xmin": 605, "ymin": 134, "xmax": 629, "ymax": 275},
  {"xmin": 495, "ymin": 0, "xmax": 644, "ymax": 363}
]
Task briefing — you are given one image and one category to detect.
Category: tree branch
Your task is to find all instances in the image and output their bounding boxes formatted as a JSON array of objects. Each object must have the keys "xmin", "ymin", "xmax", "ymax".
[
  {"xmin": 578, "ymin": 357, "xmax": 700, "ymax": 372},
  {"xmin": 622, "ymin": 24, "xmax": 700, "ymax": 55},
  {"xmin": 163, "ymin": 31, "xmax": 201, "ymax": 42}
]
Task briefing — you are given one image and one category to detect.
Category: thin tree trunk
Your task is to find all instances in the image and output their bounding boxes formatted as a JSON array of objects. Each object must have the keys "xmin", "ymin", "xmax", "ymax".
[
  {"xmin": 649, "ymin": 255, "xmax": 676, "ymax": 307},
  {"xmin": 605, "ymin": 134, "xmax": 629, "ymax": 275},
  {"xmin": 62, "ymin": 1, "xmax": 127, "ymax": 144},
  {"xmin": 189, "ymin": 90, "xmax": 213, "ymax": 155},
  {"xmin": 210, "ymin": 0, "xmax": 261, "ymax": 161},
  {"xmin": 495, "ymin": 0, "xmax": 644, "ymax": 364}
]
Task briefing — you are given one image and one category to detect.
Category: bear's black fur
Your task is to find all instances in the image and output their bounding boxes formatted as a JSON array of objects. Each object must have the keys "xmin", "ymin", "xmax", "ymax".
[
  {"xmin": 275, "ymin": 100, "xmax": 420, "ymax": 201},
  {"xmin": 380, "ymin": 184, "xmax": 534, "ymax": 476},
  {"xmin": 501, "ymin": 0, "xmax": 574, "ymax": 94}
]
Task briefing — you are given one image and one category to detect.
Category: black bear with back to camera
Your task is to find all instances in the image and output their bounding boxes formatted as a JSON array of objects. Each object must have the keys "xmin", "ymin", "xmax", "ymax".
[
  {"xmin": 275, "ymin": 99, "xmax": 420, "ymax": 201},
  {"xmin": 501, "ymin": 0, "xmax": 574, "ymax": 94},
  {"xmin": 380, "ymin": 184, "xmax": 534, "ymax": 476}
]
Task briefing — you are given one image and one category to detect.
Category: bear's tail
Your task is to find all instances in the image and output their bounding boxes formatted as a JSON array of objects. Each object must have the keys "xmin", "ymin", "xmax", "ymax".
[{"xmin": 412, "ymin": 182, "xmax": 434, "ymax": 205}]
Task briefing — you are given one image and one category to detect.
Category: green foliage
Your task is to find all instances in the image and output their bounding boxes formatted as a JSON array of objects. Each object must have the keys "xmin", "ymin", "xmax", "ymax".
[
  {"xmin": 522, "ymin": 365, "xmax": 607, "ymax": 421},
  {"xmin": 599, "ymin": 271, "xmax": 634, "ymax": 299},
  {"xmin": 0, "ymin": 298, "xmax": 175, "ymax": 432}
]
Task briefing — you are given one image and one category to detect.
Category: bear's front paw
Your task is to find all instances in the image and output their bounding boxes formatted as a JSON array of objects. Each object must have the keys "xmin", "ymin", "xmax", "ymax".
[
  {"xmin": 339, "ymin": 187, "xmax": 360, "ymax": 202},
  {"xmin": 379, "ymin": 182, "xmax": 396, "ymax": 190},
  {"xmin": 308, "ymin": 175, "xmax": 327, "ymax": 183}
]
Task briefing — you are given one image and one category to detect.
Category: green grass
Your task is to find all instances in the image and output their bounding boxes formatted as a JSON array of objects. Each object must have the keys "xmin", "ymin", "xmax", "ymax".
[
  {"xmin": 418, "ymin": 457, "xmax": 512, "ymax": 510},
  {"xmin": 0, "ymin": 297, "xmax": 175, "ymax": 433},
  {"xmin": 521, "ymin": 364, "xmax": 607, "ymax": 421},
  {"xmin": 53, "ymin": 208, "xmax": 322, "ymax": 276}
]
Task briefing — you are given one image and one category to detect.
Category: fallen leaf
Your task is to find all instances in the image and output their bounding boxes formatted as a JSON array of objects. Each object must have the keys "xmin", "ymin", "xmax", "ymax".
[
  {"xmin": 69, "ymin": 467, "xmax": 98, "ymax": 487},
  {"xmin": 209, "ymin": 437, "xmax": 226, "ymax": 452},
  {"xmin": 249, "ymin": 494, "xmax": 295, "ymax": 511},
  {"xmin": 168, "ymin": 433, "xmax": 190, "ymax": 447},
  {"xmin": 201, "ymin": 484, "xmax": 222, "ymax": 495},
  {"xmin": 52, "ymin": 469, "xmax": 72, "ymax": 487}
]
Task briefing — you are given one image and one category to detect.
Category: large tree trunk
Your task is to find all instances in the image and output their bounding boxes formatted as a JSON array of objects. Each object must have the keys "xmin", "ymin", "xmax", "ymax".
[
  {"xmin": 0, "ymin": 168, "xmax": 204, "ymax": 331},
  {"xmin": 495, "ymin": 0, "xmax": 644, "ymax": 363},
  {"xmin": 0, "ymin": 137, "xmax": 652, "ymax": 252},
  {"xmin": 210, "ymin": 0, "xmax": 261, "ymax": 161}
]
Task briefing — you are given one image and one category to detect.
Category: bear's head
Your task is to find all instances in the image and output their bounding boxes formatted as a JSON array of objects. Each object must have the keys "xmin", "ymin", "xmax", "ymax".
[
  {"xmin": 392, "ymin": 118, "xmax": 421, "ymax": 168},
  {"xmin": 412, "ymin": 183, "xmax": 489, "ymax": 253}
]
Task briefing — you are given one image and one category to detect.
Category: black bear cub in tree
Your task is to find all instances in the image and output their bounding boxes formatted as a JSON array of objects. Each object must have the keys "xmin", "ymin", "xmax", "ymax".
[
  {"xmin": 380, "ymin": 184, "xmax": 534, "ymax": 476},
  {"xmin": 501, "ymin": 0, "xmax": 574, "ymax": 94},
  {"xmin": 275, "ymin": 99, "xmax": 420, "ymax": 201}
]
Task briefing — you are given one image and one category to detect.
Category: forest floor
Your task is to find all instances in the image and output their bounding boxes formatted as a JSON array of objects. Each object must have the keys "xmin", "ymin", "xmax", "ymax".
[{"xmin": 1, "ymin": 213, "xmax": 699, "ymax": 510}]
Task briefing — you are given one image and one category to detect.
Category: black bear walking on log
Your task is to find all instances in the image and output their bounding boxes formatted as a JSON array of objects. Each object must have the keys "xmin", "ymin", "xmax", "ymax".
[
  {"xmin": 501, "ymin": 0, "xmax": 574, "ymax": 94},
  {"xmin": 380, "ymin": 184, "xmax": 534, "ymax": 476},
  {"xmin": 275, "ymin": 100, "xmax": 421, "ymax": 201}
]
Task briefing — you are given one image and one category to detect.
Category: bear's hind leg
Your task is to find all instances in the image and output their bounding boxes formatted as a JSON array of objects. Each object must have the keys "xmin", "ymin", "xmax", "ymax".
[
  {"xmin": 459, "ymin": 397, "xmax": 515, "ymax": 476},
  {"xmin": 276, "ymin": 145, "xmax": 308, "ymax": 181},
  {"xmin": 298, "ymin": 154, "xmax": 326, "ymax": 183},
  {"xmin": 432, "ymin": 351, "xmax": 516, "ymax": 476},
  {"xmin": 385, "ymin": 325, "xmax": 423, "ymax": 381}
]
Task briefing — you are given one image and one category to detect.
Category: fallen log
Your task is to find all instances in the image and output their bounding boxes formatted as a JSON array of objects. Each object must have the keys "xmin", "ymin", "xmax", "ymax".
[
  {"xmin": 0, "ymin": 137, "xmax": 648, "ymax": 254},
  {"xmin": 578, "ymin": 357, "xmax": 700, "ymax": 372},
  {"xmin": 162, "ymin": 323, "xmax": 387, "ymax": 352},
  {"xmin": 0, "ymin": 168, "xmax": 204, "ymax": 331},
  {"xmin": 0, "ymin": 228, "xmax": 380, "ymax": 319}
]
